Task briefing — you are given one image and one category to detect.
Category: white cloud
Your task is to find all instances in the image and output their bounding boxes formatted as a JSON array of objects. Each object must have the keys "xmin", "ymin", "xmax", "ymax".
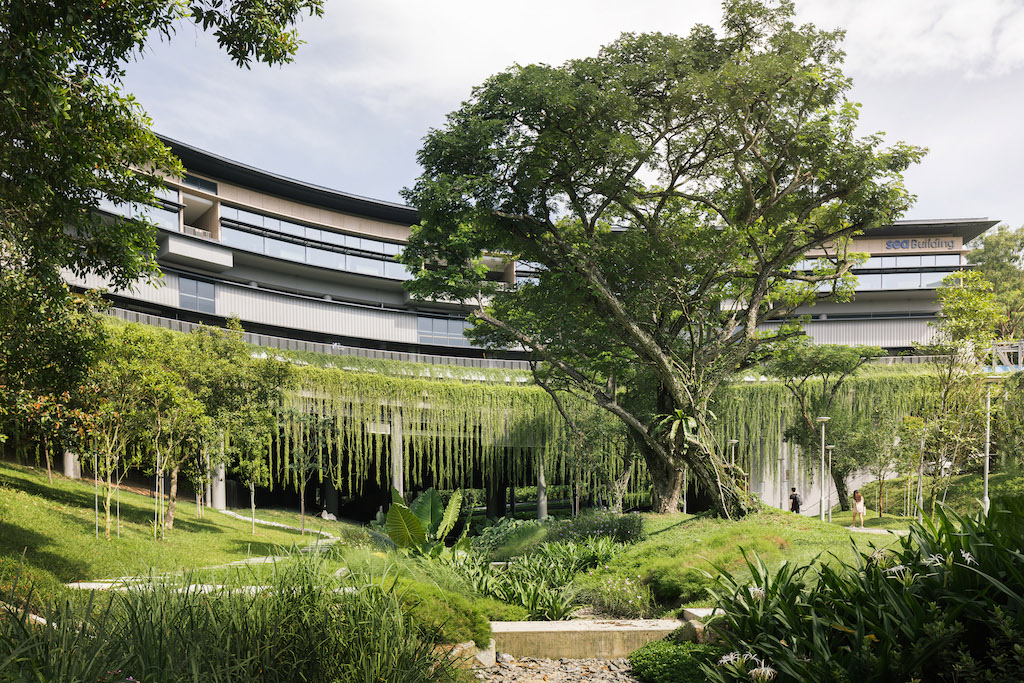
[{"xmin": 121, "ymin": 0, "xmax": 1024, "ymax": 227}]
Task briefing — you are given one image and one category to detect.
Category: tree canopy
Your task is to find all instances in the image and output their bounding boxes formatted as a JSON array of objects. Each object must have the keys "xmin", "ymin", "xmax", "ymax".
[
  {"xmin": 0, "ymin": 0, "xmax": 323, "ymax": 289},
  {"xmin": 402, "ymin": 0, "xmax": 924, "ymax": 517},
  {"xmin": 966, "ymin": 224, "xmax": 1024, "ymax": 340}
]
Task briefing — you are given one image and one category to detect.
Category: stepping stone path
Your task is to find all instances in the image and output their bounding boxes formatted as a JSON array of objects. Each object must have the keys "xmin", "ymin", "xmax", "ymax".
[{"xmin": 474, "ymin": 655, "xmax": 640, "ymax": 682}]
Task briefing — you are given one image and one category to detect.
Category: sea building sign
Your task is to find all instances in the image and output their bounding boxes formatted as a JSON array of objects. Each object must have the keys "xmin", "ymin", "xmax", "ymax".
[{"xmin": 885, "ymin": 238, "xmax": 956, "ymax": 251}]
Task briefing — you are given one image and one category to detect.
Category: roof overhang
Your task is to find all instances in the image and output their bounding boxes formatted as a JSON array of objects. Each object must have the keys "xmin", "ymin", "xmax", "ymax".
[{"xmin": 159, "ymin": 135, "xmax": 420, "ymax": 226}]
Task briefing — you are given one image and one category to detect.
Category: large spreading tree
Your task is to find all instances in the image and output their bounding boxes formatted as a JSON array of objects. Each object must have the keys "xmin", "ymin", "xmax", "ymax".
[
  {"xmin": 401, "ymin": 0, "xmax": 924, "ymax": 517},
  {"xmin": 0, "ymin": 0, "xmax": 323, "ymax": 289}
]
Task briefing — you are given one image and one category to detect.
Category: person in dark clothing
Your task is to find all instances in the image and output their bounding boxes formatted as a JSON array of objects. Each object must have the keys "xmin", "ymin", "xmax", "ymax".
[{"xmin": 789, "ymin": 487, "xmax": 802, "ymax": 513}]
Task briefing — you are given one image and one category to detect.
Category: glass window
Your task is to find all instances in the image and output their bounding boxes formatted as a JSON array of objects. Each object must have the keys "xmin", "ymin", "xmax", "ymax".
[
  {"xmin": 879, "ymin": 256, "xmax": 897, "ymax": 268},
  {"xmin": 896, "ymin": 255, "xmax": 921, "ymax": 268},
  {"xmin": 221, "ymin": 226, "xmax": 265, "ymax": 253},
  {"xmin": 384, "ymin": 261, "xmax": 411, "ymax": 280},
  {"xmin": 137, "ymin": 204, "xmax": 179, "ymax": 231},
  {"xmin": 220, "ymin": 205, "xmax": 238, "ymax": 221},
  {"xmin": 935, "ymin": 254, "xmax": 961, "ymax": 267},
  {"xmin": 856, "ymin": 274, "xmax": 882, "ymax": 290},
  {"xmin": 861, "ymin": 257, "xmax": 883, "ymax": 269},
  {"xmin": 417, "ymin": 317, "xmax": 432, "ymax": 334},
  {"xmin": 920, "ymin": 255, "xmax": 936, "ymax": 267},
  {"xmin": 263, "ymin": 216, "xmax": 282, "ymax": 233},
  {"xmin": 179, "ymin": 276, "xmax": 215, "ymax": 313},
  {"xmin": 381, "ymin": 242, "xmax": 401, "ymax": 256},
  {"xmin": 236, "ymin": 209, "xmax": 264, "ymax": 227},
  {"xmin": 155, "ymin": 186, "xmax": 178, "ymax": 202},
  {"xmin": 183, "ymin": 174, "xmax": 218, "ymax": 195},
  {"xmin": 882, "ymin": 272, "xmax": 921, "ymax": 290},
  {"xmin": 347, "ymin": 254, "xmax": 384, "ymax": 277},
  {"xmin": 96, "ymin": 195, "xmax": 126, "ymax": 216},
  {"xmin": 306, "ymin": 246, "xmax": 345, "ymax": 270},
  {"xmin": 264, "ymin": 236, "xmax": 306, "ymax": 262},
  {"xmin": 305, "ymin": 227, "xmax": 322, "ymax": 241},
  {"xmin": 921, "ymin": 272, "xmax": 947, "ymax": 289},
  {"xmin": 318, "ymin": 230, "xmax": 347, "ymax": 248},
  {"xmin": 278, "ymin": 219, "xmax": 306, "ymax": 238}
]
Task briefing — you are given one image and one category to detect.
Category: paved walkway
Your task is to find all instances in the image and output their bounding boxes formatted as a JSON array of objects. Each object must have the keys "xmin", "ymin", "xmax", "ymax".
[{"xmin": 846, "ymin": 525, "xmax": 909, "ymax": 536}]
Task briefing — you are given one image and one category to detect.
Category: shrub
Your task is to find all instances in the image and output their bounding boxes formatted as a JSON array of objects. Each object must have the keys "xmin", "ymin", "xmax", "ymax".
[
  {"xmin": 397, "ymin": 581, "xmax": 493, "ymax": 647},
  {"xmin": 0, "ymin": 553, "xmax": 464, "ymax": 682},
  {"xmin": 645, "ymin": 563, "xmax": 713, "ymax": 605},
  {"xmin": 629, "ymin": 640, "xmax": 725, "ymax": 683},
  {"xmin": 575, "ymin": 574, "xmax": 655, "ymax": 618},
  {"xmin": 450, "ymin": 539, "xmax": 625, "ymax": 621},
  {"xmin": 702, "ymin": 498, "xmax": 1024, "ymax": 682},
  {"xmin": 472, "ymin": 517, "xmax": 546, "ymax": 556},
  {"xmin": 547, "ymin": 510, "xmax": 645, "ymax": 544}
]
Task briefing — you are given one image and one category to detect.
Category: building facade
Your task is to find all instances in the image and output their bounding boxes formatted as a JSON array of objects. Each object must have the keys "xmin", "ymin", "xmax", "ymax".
[
  {"xmin": 65, "ymin": 137, "xmax": 998, "ymax": 364},
  {"xmin": 762, "ymin": 218, "xmax": 998, "ymax": 351}
]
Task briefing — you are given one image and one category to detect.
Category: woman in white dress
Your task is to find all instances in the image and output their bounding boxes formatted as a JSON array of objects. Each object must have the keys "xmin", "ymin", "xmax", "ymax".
[{"xmin": 852, "ymin": 489, "xmax": 867, "ymax": 528}]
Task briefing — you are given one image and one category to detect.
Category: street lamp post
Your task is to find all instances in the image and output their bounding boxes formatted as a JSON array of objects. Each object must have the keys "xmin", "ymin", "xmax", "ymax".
[
  {"xmin": 826, "ymin": 445, "xmax": 835, "ymax": 523},
  {"xmin": 816, "ymin": 417, "xmax": 831, "ymax": 522},
  {"xmin": 983, "ymin": 375, "xmax": 1005, "ymax": 516}
]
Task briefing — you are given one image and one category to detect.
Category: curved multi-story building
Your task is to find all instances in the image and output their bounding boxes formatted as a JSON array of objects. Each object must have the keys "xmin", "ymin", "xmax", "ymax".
[
  {"xmin": 68, "ymin": 136, "xmax": 526, "ymax": 369},
  {"xmin": 64, "ymin": 136, "xmax": 998, "ymax": 362}
]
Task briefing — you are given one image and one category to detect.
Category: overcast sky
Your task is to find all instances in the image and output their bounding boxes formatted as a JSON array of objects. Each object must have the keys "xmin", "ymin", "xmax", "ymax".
[{"xmin": 122, "ymin": 0, "xmax": 1024, "ymax": 230}]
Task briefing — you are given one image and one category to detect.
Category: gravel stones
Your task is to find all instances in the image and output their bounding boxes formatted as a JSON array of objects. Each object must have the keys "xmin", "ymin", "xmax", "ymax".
[{"xmin": 474, "ymin": 656, "xmax": 640, "ymax": 682}]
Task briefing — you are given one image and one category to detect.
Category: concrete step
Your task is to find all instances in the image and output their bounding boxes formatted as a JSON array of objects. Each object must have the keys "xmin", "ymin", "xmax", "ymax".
[{"xmin": 491, "ymin": 619, "xmax": 685, "ymax": 660}]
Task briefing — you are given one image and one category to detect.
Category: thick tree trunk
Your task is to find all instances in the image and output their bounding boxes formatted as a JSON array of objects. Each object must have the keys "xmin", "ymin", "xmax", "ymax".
[
  {"xmin": 163, "ymin": 465, "xmax": 179, "ymax": 530},
  {"xmin": 647, "ymin": 452, "xmax": 683, "ymax": 513},
  {"xmin": 834, "ymin": 473, "xmax": 850, "ymax": 511},
  {"xmin": 634, "ymin": 432, "xmax": 743, "ymax": 518}
]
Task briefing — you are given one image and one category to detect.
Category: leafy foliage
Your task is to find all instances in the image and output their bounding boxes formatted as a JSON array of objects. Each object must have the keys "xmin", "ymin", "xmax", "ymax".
[
  {"xmin": 629, "ymin": 640, "xmax": 726, "ymax": 683},
  {"xmin": 402, "ymin": 0, "xmax": 923, "ymax": 517},
  {"xmin": 546, "ymin": 509, "xmax": 646, "ymax": 544},
  {"xmin": 384, "ymin": 488, "xmax": 467, "ymax": 556},
  {"xmin": 1, "ymin": 552, "xmax": 462, "ymax": 682},
  {"xmin": 702, "ymin": 499, "xmax": 1024, "ymax": 682},
  {"xmin": 0, "ymin": 0, "xmax": 323, "ymax": 290},
  {"xmin": 452, "ymin": 539, "xmax": 619, "ymax": 620},
  {"xmin": 966, "ymin": 223, "xmax": 1024, "ymax": 340},
  {"xmin": 0, "ymin": 273, "xmax": 103, "ymax": 452}
]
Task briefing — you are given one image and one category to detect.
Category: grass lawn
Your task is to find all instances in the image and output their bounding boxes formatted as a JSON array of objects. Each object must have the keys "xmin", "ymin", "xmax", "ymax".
[
  {"xmin": 547, "ymin": 507, "xmax": 905, "ymax": 614},
  {"xmin": 826, "ymin": 506, "xmax": 914, "ymax": 530},
  {"xmin": 0, "ymin": 461, "xmax": 311, "ymax": 599},
  {"xmin": 857, "ymin": 469, "xmax": 1024, "ymax": 519}
]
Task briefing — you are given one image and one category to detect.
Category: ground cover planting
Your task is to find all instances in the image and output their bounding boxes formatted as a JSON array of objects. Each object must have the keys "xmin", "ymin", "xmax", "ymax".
[
  {"xmin": 2, "ymin": 552, "xmax": 469, "ymax": 682},
  {"xmin": 694, "ymin": 499, "xmax": 1024, "ymax": 682},
  {"xmin": 6, "ymin": 458, "xmax": 1024, "ymax": 682}
]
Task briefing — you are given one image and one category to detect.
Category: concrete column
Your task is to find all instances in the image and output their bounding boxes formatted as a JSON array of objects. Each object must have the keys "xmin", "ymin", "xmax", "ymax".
[
  {"xmin": 63, "ymin": 451, "xmax": 82, "ymax": 479},
  {"xmin": 390, "ymin": 410, "xmax": 404, "ymax": 498},
  {"xmin": 536, "ymin": 457, "xmax": 548, "ymax": 520}
]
